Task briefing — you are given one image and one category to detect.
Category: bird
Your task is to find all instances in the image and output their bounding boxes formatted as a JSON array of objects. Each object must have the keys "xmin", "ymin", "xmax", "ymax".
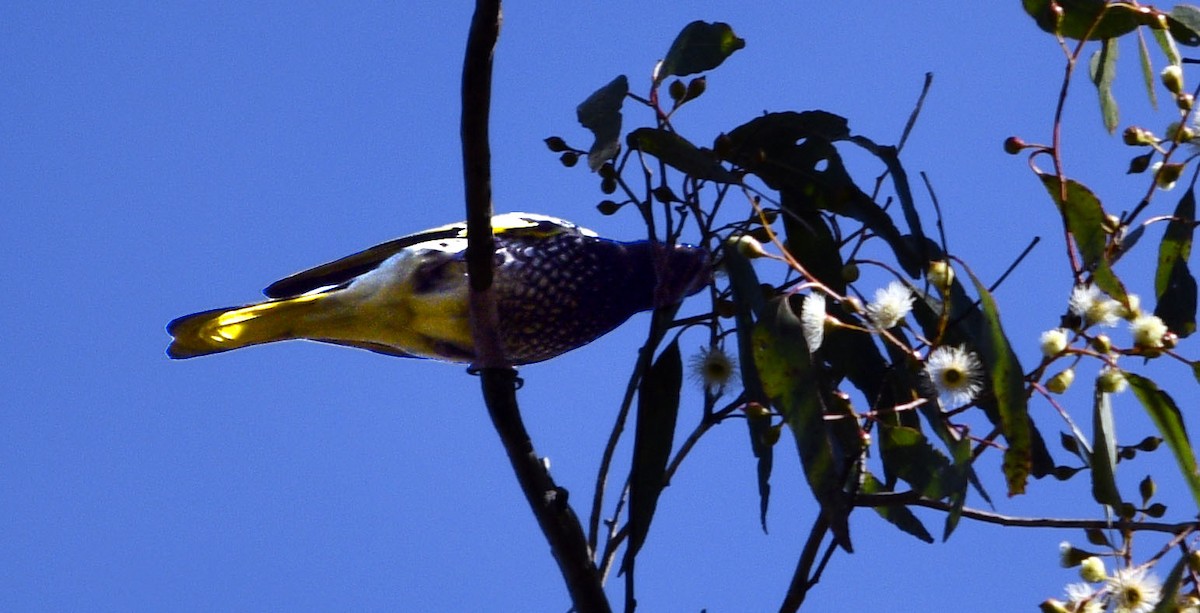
[{"xmin": 166, "ymin": 212, "xmax": 710, "ymax": 365}]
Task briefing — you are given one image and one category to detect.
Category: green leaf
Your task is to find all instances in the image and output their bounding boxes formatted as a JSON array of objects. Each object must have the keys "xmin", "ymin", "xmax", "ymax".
[
  {"xmin": 907, "ymin": 250, "xmax": 1055, "ymax": 481},
  {"xmin": 1091, "ymin": 384, "xmax": 1123, "ymax": 507},
  {"xmin": 879, "ymin": 425, "xmax": 960, "ymax": 500},
  {"xmin": 656, "ymin": 21, "xmax": 745, "ymax": 84},
  {"xmin": 963, "ymin": 266, "xmax": 1032, "ymax": 496},
  {"xmin": 860, "ymin": 472, "xmax": 934, "ymax": 544},
  {"xmin": 1138, "ymin": 30, "xmax": 1159, "ymax": 109},
  {"xmin": 1023, "ymin": 0, "xmax": 1155, "ymax": 40},
  {"xmin": 1168, "ymin": 5, "xmax": 1200, "ymax": 47},
  {"xmin": 1089, "ymin": 38, "xmax": 1119, "ymax": 134},
  {"xmin": 576, "ymin": 75, "xmax": 629, "ymax": 171},
  {"xmin": 625, "ymin": 127, "xmax": 739, "ymax": 183},
  {"xmin": 1093, "ymin": 259, "xmax": 1129, "ymax": 305},
  {"xmin": 1155, "ymin": 187, "xmax": 1198, "ymax": 337},
  {"xmin": 942, "ymin": 437, "xmax": 972, "ymax": 540},
  {"xmin": 754, "ymin": 297, "xmax": 853, "ymax": 551},
  {"xmin": 1039, "ymin": 174, "xmax": 1107, "ymax": 270},
  {"xmin": 622, "ymin": 340, "xmax": 683, "ymax": 572},
  {"xmin": 1153, "ymin": 28, "xmax": 1182, "ymax": 71},
  {"xmin": 725, "ymin": 246, "xmax": 773, "ymax": 530},
  {"xmin": 1127, "ymin": 373, "xmax": 1200, "ymax": 510}
]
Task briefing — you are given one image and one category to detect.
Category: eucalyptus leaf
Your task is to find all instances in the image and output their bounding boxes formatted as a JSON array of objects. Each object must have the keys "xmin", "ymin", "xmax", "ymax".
[
  {"xmin": 656, "ymin": 21, "xmax": 745, "ymax": 83},
  {"xmin": 1127, "ymin": 373, "xmax": 1200, "ymax": 510},
  {"xmin": 1091, "ymin": 385, "xmax": 1123, "ymax": 507},
  {"xmin": 576, "ymin": 75, "xmax": 629, "ymax": 171},
  {"xmin": 622, "ymin": 340, "xmax": 683, "ymax": 573}
]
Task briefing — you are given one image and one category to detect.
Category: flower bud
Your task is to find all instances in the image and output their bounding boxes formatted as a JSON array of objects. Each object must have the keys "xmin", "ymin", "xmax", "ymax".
[
  {"xmin": 1003, "ymin": 136, "xmax": 1025, "ymax": 154},
  {"xmin": 1102, "ymin": 213, "xmax": 1121, "ymax": 235},
  {"xmin": 762, "ymin": 423, "xmax": 782, "ymax": 446},
  {"xmin": 1163, "ymin": 331, "xmax": 1179, "ymax": 350},
  {"xmin": 1123, "ymin": 126, "xmax": 1157, "ymax": 146},
  {"xmin": 1040, "ymin": 328, "xmax": 1069, "ymax": 357},
  {"xmin": 1091, "ymin": 334, "xmax": 1112, "ymax": 354},
  {"xmin": 668, "ymin": 78, "xmax": 687, "ymax": 103},
  {"xmin": 1039, "ymin": 599, "xmax": 1070, "ymax": 613},
  {"xmin": 730, "ymin": 235, "xmax": 767, "ymax": 259},
  {"xmin": 1079, "ymin": 556, "xmax": 1107, "ymax": 582},
  {"xmin": 1162, "ymin": 64, "xmax": 1185, "ymax": 95},
  {"xmin": 1118, "ymin": 294, "xmax": 1142, "ymax": 320},
  {"xmin": 843, "ymin": 296, "xmax": 865, "ymax": 315},
  {"xmin": 715, "ymin": 299, "xmax": 737, "ymax": 319},
  {"xmin": 1155, "ymin": 162, "xmax": 1184, "ymax": 190},
  {"xmin": 1097, "ymin": 367, "xmax": 1128, "ymax": 394},
  {"xmin": 1179, "ymin": 92, "xmax": 1196, "ymax": 111},
  {"xmin": 927, "ymin": 260, "xmax": 954, "ymax": 292},
  {"xmin": 1045, "ymin": 368, "xmax": 1075, "ymax": 394},
  {"xmin": 744, "ymin": 402, "xmax": 771, "ymax": 420},
  {"xmin": 841, "ymin": 262, "xmax": 860, "ymax": 283}
]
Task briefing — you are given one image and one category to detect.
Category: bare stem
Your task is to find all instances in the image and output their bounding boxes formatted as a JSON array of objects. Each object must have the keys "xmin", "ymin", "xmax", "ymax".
[{"xmin": 461, "ymin": 2, "xmax": 609, "ymax": 611}]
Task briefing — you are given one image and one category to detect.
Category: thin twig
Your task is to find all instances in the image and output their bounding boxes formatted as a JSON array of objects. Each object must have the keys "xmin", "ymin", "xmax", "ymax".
[
  {"xmin": 778, "ymin": 515, "xmax": 831, "ymax": 613},
  {"xmin": 855, "ymin": 492, "xmax": 1200, "ymax": 534}
]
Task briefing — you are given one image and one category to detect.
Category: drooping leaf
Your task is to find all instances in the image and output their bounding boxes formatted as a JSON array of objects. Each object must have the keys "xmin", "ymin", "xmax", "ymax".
[
  {"xmin": 622, "ymin": 340, "xmax": 683, "ymax": 572},
  {"xmin": 1155, "ymin": 187, "xmax": 1197, "ymax": 337},
  {"xmin": 860, "ymin": 472, "xmax": 934, "ymax": 544},
  {"xmin": 576, "ymin": 75, "xmax": 629, "ymax": 171},
  {"xmin": 1168, "ymin": 4, "xmax": 1200, "ymax": 46},
  {"xmin": 626, "ymin": 127, "xmax": 739, "ymax": 183},
  {"xmin": 1153, "ymin": 25, "xmax": 1182, "ymax": 67},
  {"xmin": 1089, "ymin": 38, "xmax": 1119, "ymax": 134},
  {"xmin": 1127, "ymin": 373, "xmax": 1200, "ymax": 510},
  {"xmin": 1138, "ymin": 30, "xmax": 1158, "ymax": 109},
  {"xmin": 942, "ymin": 436, "xmax": 972, "ymax": 540},
  {"xmin": 1039, "ymin": 174, "xmax": 1107, "ymax": 271},
  {"xmin": 963, "ymin": 266, "xmax": 1032, "ymax": 496},
  {"xmin": 1090, "ymin": 384, "xmax": 1123, "ymax": 507},
  {"xmin": 879, "ymin": 425, "xmax": 959, "ymax": 500},
  {"xmin": 754, "ymin": 296, "xmax": 853, "ymax": 551},
  {"xmin": 656, "ymin": 21, "xmax": 746, "ymax": 84},
  {"xmin": 724, "ymin": 246, "xmax": 773, "ymax": 530},
  {"xmin": 908, "ymin": 248, "xmax": 1055, "ymax": 481}
]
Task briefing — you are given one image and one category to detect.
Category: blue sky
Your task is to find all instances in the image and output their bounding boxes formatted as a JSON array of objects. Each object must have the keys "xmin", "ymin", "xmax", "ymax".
[{"xmin": 4, "ymin": 2, "xmax": 1197, "ymax": 611}]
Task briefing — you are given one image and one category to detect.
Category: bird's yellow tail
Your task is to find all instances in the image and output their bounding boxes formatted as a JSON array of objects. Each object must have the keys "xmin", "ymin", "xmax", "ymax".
[{"xmin": 166, "ymin": 294, "xmax": 326, "ymax": 359}]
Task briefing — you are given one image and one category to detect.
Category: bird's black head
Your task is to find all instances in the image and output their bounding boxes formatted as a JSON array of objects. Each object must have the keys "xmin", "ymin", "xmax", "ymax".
[{"xmin": 620, "ymin": 241, "xmax": 710, "ymax": 309}]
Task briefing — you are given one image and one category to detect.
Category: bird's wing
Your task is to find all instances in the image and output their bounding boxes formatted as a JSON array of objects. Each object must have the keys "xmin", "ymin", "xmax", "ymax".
[
  {"xmin": 262, "ymin": 213, "xmax": 594, "ymax": 299},
  {"xmin": 262, "ymin": 224, "xmax": 467, "ymax": 298}
]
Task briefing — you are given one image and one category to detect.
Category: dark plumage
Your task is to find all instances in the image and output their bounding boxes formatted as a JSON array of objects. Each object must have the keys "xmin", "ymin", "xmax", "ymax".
[{"xmin": 166, "ymin": 213, "xmax": 709, "ymax": 365}]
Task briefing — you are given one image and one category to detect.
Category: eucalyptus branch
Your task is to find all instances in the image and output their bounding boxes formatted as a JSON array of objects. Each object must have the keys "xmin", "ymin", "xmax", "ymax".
[
  {"xmin": 855, "ymin": 492, "xmax": 1200, "ymax": 535},
  {"xmin": 461, "ymin": 2, "xmax": 609, "ymax": 611}
]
